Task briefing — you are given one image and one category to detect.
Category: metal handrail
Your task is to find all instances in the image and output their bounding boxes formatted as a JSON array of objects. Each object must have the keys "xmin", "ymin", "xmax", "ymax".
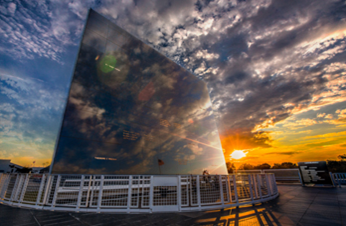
[
  {"xmin": 332, "ymin": 173, "xmax": 346, "ymax": 187},
  {"xmin": 0, "ymin": 173, "xmax": 279, "ymax": 213}
]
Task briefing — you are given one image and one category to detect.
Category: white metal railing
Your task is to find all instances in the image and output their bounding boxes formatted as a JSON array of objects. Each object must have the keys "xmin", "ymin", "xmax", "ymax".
[
  {"xmin": 0, "ymin": 173, "xmax": 278, "ymax": 213},
  {"xmin": 237, "ymin": 169, "xmax": 300, "ymax": 181},
  {"xmin": 332, "ymin": 173, "xmax": 346, "ymax": 187},
  {"xmin": 237, "ymin": 170, "xmax": 346, "ymax": 187}
]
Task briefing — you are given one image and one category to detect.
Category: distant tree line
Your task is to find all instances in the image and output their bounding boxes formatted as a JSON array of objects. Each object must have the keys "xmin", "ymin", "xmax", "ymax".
[
  {"xmin": 327, "ymin": 154, "xmax": 346, "ymax": 173},
  {"xmin": 226, "ymin": 154, "xmax": 346, "ymax": 173}
]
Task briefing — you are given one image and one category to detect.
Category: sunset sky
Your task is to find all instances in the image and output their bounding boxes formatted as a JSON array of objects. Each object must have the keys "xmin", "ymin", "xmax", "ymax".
[{"xmin": 0, "ymin": 0, "xmax": 346, "ymax": 167}]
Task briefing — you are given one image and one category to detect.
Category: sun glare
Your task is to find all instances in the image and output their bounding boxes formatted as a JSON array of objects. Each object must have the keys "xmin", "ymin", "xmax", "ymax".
[{"xmin": 230, "ymin": 150, "xmax": 247, "ymax": 159}]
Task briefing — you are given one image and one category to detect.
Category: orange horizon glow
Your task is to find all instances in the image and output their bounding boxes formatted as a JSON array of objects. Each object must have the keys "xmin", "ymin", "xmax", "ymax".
[
  {"xmin": 4, "ymin": 104, "xmax": 346, "ymax": 168},
  {"xmin": 7, "ymin": 157, "xmax": 51, "ymax": 168}
]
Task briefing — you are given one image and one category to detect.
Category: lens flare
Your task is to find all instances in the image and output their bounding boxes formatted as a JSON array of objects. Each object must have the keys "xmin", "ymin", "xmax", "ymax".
[
  {"xmin": 230, "ymin": 150, "xmax": 247, "ymax": 159},
  {"xmin": 100, "ymin": 55, "xmax": 117, "ymax": 73}
]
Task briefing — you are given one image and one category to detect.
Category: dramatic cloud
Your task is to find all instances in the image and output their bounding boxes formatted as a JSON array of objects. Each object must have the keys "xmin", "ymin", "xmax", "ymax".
[
  {"xmin": 0, "ymin": 0, "xmax": 94, "ymax": 63},
  {"xmin": 1, "ymin": 0, "xmax": 346, "ymax": 165}
]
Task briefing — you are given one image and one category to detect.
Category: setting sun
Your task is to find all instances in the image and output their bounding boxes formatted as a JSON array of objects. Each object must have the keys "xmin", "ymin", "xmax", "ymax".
[{"xmin": 230, "ymin": 150, "xmax": 247, "ymax": 159}]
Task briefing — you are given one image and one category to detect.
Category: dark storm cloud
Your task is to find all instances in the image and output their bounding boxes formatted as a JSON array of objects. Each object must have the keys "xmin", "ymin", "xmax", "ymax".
[
  {"xmin": 212, "ymin": 34, "xmax": 248, "ymax": 60},
  {"xmin": 196, "ymin": 0, "xmax": 346, "ymax": 137},
  {"xmin": 225, "ymin": 71, "xmax": 249, "ymax": 84}
]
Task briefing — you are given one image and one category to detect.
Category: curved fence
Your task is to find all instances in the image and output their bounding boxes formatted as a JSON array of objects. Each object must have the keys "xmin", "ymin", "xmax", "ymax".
[
  {"xmin": 0, "ymin": 173, "xmax": 278, "ymax": 213},
  {"xmin": 237, "ymin": 169, "xmax": 301, "ymax": 182},
  {"xmin": 333, "ymin": 173, "xmax": 346, "ymax": 187}
]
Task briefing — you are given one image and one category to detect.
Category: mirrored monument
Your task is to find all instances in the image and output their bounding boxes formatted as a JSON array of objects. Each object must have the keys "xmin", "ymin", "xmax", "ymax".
[{"xmin": 51, "ymin": 9, "xmax": 227, "ymax": 175}]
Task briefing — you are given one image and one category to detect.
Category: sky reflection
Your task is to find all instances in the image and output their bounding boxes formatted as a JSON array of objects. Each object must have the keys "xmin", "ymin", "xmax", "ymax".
[{"xmin": 51, "ymin": 10, "xmax": 227, "ymax": 175}]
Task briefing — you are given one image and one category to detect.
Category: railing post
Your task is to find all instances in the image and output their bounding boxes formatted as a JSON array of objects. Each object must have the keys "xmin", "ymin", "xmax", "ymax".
[
  {"xmin": 10, "ymin": 174, "xmax": 21, "ymax": 203},
  {"xmin": 226, "ymin": 175, "xmax": 231, "ymax": 203},
  {"xmin": 127, "ymin": 176, "xmax": 132, "ymax": 213},
  {"xmin": 13, "ymin": 174, "xmax": 22, "ymax": 202},
  {"xmin": 13, "ymin": 174, "xmax": 21, "ymax": 202},
  {"xmin": 197, "ymin": 175, "xmax": 201, "ymax": 209},
  {"xmin": 341, "ymin": 174, "xmax": 346, "ymax": 186},
  {"xmin": 334, "ymin": 173, "xmax": 339, "ymax": 187},
  {"xmin": 19, "ymin": 174, "xmax": 30, "ymax": 206},
  {"xmin": 232, "ymin": 175, "xmax": 238, "ymax": 203},
  {"xmin": 97, "ymin": 175, "xmax": 104, "ymax": 211},
  {"xmin": 36, "ymin": 174, "xmax": 46, "ymax": 206},
  {"xmin": 85, "ymin": 175, "xmax": 92, "ymax": 207},
  {"xmin": 219, "ymin": 175, "xmax": 224, "ymax": 206},
  {"xmin": 1, "ymin": 174, "xmax": 11, "ymax": 199},
  {"xmin": 42, "ymin": 175, "xmax": 52, "ymax": 205},
  {"xmin": 52, "ymin": 175, "xmax": 61, "ymax": 207},
  {"xmin": 248, "ymin": 174, "xmax": 254, "ymax": 201},
  {"xmin": 272, "ymin": 174, "xmax": 277, "ymax": 194},
  {"xmin": 0, "ymin": 174, "xmax": 4, "ymax": 198},
  {"xmin": 149, "ymin": 176, "xmax": 154, "ymax": 212},
  {"xmin": 189, "ymin": 176, "xmax": 193, "ymax": 205},
  {"xmin": 329, "ymin": 172, "xmax": 337, "ymax": 187},
  {"xmin": 256, "ymin": 174, "xmax": 263, "ymax": 200},
  {"xmin": 298, "ymin": 170, "xmax": 304, "ymax": 186},
  {"xmin": 252, "ymin": 174, "xmax": 258, "ymax": 199},
  {"xmin": 76, "ymin": 175, "xmax": 85, "ymax": 210},
  {"xmin": 177, "ymin": 175, "xmax": 181, "ymax": 211},
  {"xmin": 266, "ymin": 174, "xmax": 272, "ymax": 196},
  {"xmin": 89, "ymin": 176, "xmax": 96, "ymax": 207}
]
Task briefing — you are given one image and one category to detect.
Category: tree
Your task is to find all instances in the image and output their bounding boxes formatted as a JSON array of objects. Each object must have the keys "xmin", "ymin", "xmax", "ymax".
[
  {"xmin": 271, "ymin": 163, "xmax": 282, "ymax": 169},
  {"xmin": 327, "ymin": 155, "xmax": 346, "ymax": 172},
  {"xmin": 238, "ymin": 163, "xmax": 254, "ymax": 170},
  {"xmin": 254, "ymin": 163, "xmax": 271, "ymax": 169},
  {"xmin": 281, "ymin": 162, "xmax": 298, "ymax": 168},
  {"xmin": 272, "ymin": 162, "xmax": 297, "ymax": 169},
  {"xmin": 226, "ymin": 162, "xmax": 236, "ymax": 173},
  {"xmin": 327, "ymin": 160, "xmax": 346, "ymax": 173},
  {"xmin": 338, "ymin": 154, "xmax": 346, "ymax": 161}
]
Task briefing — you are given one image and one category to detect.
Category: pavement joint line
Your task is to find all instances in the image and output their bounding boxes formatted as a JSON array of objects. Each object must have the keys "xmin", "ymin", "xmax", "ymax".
[
  {"xmin": 35, "ymin": 216, "xmax": 69, "ymax": 221},
  {"xmin": 338, "ymin": 196, "xmax": 343, "ymax": 226},
  {"xmin": 37, "ymin": 217, "xmax": 71, "ymax": 223},
  {"xmin": 29, "ymin": 210, "xmax": 41, "ymax": 226},
  {"xmin": 10, "ymin": 223, "xmax": 38, "ymax": 226},
  {"xmin": 44, "ymin": 219, "xmax": 76, "ymax": 226},
  {"xmin": 297, "ymin": 190, "xmax": 322, "ymax": 224},
  {"xmin": 69, "ymin": 212, "xmax": 91, "ymax": 226}
]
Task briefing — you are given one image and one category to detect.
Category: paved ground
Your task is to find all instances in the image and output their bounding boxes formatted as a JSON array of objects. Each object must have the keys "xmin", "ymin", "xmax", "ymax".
[{"xmin": 1, "ymin": 185, "xmax": 345, "ymax": 226}]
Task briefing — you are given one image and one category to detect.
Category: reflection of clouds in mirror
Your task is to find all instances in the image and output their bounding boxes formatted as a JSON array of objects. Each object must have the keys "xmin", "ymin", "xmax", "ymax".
[
  {"xmin": 52, "ymin": 10, "xmax": 227, "ymax": 175},
  {"xmin": 138, "ymin": 81, "xmax": 155, "ymax": 101},
  {"xmin": 187, "ymin": 143, "xmax": 203, "ymax": 155},
  {"xmin": 173, "ymin": 143, "xmax": 205, "ymax": 166},
  {"xmin": 53, "ymin": 161, "xmax": 107, "ymax": 174},
  {"xmin": 82, "ymin": 30, "xmax": 106, "ymax": 52}
]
